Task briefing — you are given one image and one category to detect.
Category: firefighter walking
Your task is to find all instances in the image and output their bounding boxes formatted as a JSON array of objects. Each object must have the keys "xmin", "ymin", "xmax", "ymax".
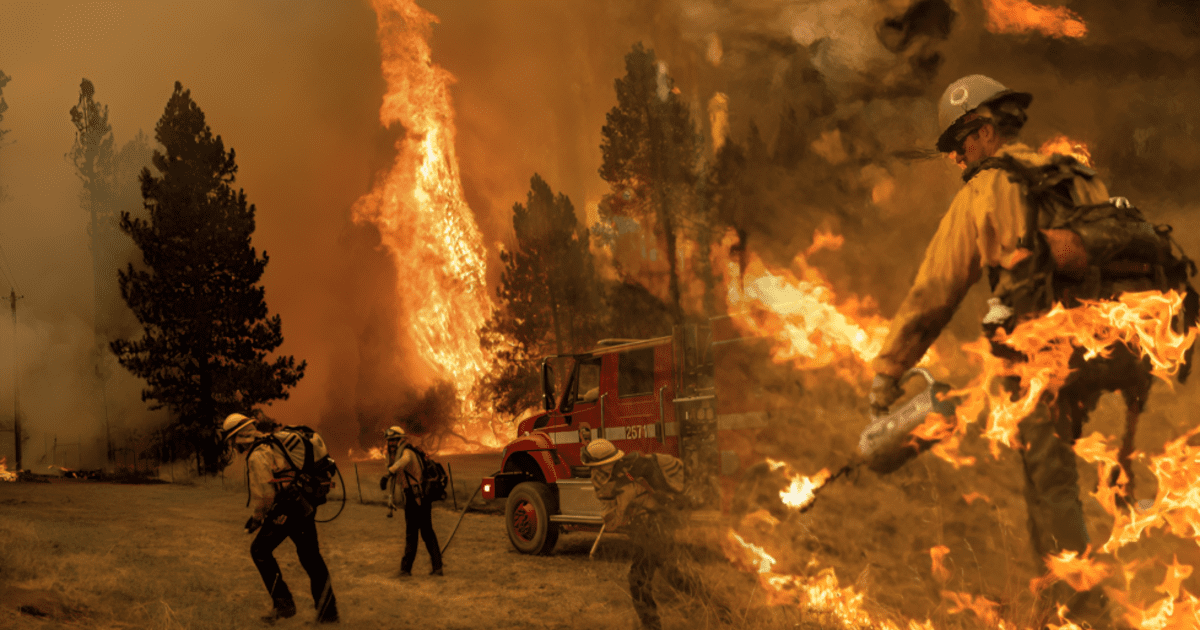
[
  {"xmin": 870, "ymin": 74, "xmax": 1193, "ymax": 627},
  {"xmin": 582, "ymin": 439, "xmax": 707, "ymax": 630},
  {"xmin": 222, "ymin": 413, "xmax": 340, "ymax": 624},
  {"xmin": 381, "ymin": 425, "xmax": 443, "ymax": 577}
]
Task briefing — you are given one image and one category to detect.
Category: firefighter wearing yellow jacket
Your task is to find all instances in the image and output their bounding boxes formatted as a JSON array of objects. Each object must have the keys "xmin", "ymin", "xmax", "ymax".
[
  {"xmin": 869, "ymin": 75, "xmax": 1158, "ymax": 625},
  {"xmin": 583, "ymin": 439, "xmax": 704, "ymax": 630}
]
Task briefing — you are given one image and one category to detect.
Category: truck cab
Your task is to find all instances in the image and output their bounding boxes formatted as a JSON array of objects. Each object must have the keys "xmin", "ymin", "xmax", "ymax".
[{"xmin": 483, "ymin": 323, "xmax": 768, "ymax": 554}]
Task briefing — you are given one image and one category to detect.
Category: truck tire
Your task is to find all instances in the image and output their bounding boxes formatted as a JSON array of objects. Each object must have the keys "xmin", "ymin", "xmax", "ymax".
[{"xmin": 505, "ymin": 481, "xmax": 560, "ymax": 555}]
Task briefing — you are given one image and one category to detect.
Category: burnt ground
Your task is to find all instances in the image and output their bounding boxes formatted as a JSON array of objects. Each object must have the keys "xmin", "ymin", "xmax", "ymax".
[{"xmin": 2, "ymin": 384, "xmax": 1200, "ymax": 630}]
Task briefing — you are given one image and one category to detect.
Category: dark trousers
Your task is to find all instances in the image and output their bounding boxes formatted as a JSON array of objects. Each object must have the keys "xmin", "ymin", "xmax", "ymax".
[
  {"xmin": 628, "ymin": 531, "xmax": 703, "ymax": 630},
  {"xmin": 401, "ymin": 495, "xmax": 442, "ymax": 573},
  {"xmin": 250, "ymin": 507, "xmax": 339, "ymax": 622}
]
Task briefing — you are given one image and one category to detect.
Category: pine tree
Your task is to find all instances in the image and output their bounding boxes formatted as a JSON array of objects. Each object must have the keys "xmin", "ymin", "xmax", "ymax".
[
  {"xmin": 482, "ymin": 174, "xmax": 600, "ymax": 416},
  {"xmin": 112, "ymin": 82, "xmax": 305, "ymax": 474},
  {"xmin": 599, "ymin": 43, "xmax": 699, "ymax": 325}
]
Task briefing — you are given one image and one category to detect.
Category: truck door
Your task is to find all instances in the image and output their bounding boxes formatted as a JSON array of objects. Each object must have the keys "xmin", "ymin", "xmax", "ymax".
[
  {"xmin": 606, "ymin": 345, "xmax": 675, "ymax": 455},
  {"xmin": 546, "ymin": 356, "xmax": 604, "ymax": 468}
]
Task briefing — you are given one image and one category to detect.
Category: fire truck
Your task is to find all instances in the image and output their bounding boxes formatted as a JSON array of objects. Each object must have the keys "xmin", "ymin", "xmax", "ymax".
[{"xmin": 481, "ymin": 322, "xmax": 773, "ymax": 554}]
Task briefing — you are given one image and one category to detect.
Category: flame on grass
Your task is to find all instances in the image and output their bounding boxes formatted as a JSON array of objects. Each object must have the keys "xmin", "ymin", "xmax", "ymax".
[
  {"xmin": 983, "ymin": 0, "xmax": 1087, "ymax": 39},
  {"xmin": 357, "ymin": 0, "xmax": 510, "ymax": 451},
  {"xmin": 720, "ymin": 229, "xmax": 890, "ymax": 385},
  {"xmin": 930, "ymin": 546, "xmax": 952, "ymax": 583},
  {"xmin": 348, "ymin": 447, "xmax": 387, "ymax": 463},
  {"xmin": 951, "ymin": 291, "xmax": 1196, "ymax": 457},
  {"xmin": 0, "ymin": 457, "xmax": 16, "ymax": 482}
]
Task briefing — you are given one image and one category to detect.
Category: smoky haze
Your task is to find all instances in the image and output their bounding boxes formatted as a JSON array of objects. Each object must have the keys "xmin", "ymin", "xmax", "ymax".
[{"xmin": 1, "ymin": 0, "xmax": 1197, "ymax": 464}]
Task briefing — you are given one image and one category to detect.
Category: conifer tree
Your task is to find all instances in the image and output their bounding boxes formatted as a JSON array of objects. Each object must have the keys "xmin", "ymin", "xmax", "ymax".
[{"xmin": 112, "ymin": 82, "xmax": 304, "ymax": 474}]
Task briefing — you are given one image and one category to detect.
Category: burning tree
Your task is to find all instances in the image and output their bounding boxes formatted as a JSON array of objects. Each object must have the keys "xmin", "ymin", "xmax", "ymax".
[
  {"xmin": 482, "ymin": 174, "xmax": 602, "ymax": 416},
  {"xmin": 600, "ymin": 43, "xmax": 700, "ymax": 325},
  {"xmin": 112, "ymin": 82, "xmax": 305, "ymax": 475}
]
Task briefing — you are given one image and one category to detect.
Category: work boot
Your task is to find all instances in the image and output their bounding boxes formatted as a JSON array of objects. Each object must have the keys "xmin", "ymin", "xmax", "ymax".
[
  {"xmin": 430, "ymin": 568, "xmax": 443, "ymax": 576},
  {"xmin": 397, "ymin": 570, "xmax": 411, "ymax": 578},
  {"xmin": 260, "ymin": 599, "xmax": 296, "ymax": 624}
]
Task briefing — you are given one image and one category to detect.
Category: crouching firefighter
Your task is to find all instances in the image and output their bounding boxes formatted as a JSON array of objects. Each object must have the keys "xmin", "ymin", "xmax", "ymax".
[
  {"xmin": 223, "ymin": 413, "xmax": 340, "ymax": 624},
  {"xmin": 583, "ymin": 439, "xmax": 719, "ymax": 630},
  {"xmin": 869, "ymin": 74, "xmax": 1197, "ymax": 627},
  {"xmin": 380, "ymin": 425, "xmax": 443, "ymax": 577}
]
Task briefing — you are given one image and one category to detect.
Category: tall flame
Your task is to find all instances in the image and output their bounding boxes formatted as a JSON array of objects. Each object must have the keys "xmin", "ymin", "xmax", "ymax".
[
  {"xmin": 356, "ymin": 0, "xmax": 507, "ymax": 450},
  {"xmin": 983, "ymin": 0, "xmax": 1088, "ymax": 39}
]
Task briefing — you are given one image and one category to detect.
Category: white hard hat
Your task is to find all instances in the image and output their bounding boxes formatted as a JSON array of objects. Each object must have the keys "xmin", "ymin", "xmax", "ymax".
[
  {"xmin": 581, "ymin": 439, "xmax": 624, "ymax": 466},
  {"xmin": 384, "ymin": 425, "xmax": 406, "ymax": 440},
  {"xmin": 221, "ymin": 413, "xmax": 255, "ymax": 442},
  {"xmin": 936, "ymin": 74, "xmax": 1032, "ymax": 153}
]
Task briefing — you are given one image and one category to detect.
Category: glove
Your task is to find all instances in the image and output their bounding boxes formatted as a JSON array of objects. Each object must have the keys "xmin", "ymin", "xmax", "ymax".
[
  {"xmin": 379, "ymin": 476, "xmax": 389, "ymax": 491},
  {"xmin": 869, "ymin": 374, "xmax": 903, "ymax": 414},
  {"xmin": 245, "ymin": 516, "xmax": 263, "ymax": 534}
]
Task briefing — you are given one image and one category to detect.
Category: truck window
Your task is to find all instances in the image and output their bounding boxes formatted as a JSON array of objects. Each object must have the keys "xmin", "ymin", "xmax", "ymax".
[
  {"xmin": 577, "ymin": 359, "xmax": 601, "ymax": 403},
  {"xmin": 618, "ymin": 348, "xmax": 655, "ymax": 397}
]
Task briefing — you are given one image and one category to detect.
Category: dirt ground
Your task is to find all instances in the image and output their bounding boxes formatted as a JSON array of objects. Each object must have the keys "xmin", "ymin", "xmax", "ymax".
[
  {"xmin": 0, "ymin": 462, "xmax": 755, "ymax": 630},
  {"xmin": 3, "ymin": 382, "xmax": 1199, "ymax": 630}
]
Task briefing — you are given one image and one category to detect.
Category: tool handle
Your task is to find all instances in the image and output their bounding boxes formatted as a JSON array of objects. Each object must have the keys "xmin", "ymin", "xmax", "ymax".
[{"xmin": 868, "ymin": 368, "xmax": 936, "ymax": 421}]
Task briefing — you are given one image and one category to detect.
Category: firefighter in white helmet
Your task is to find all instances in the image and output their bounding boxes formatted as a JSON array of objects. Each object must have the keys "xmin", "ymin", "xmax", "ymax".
[
  {"xmin": 868, "ymin": 74, "xmax": 1170, "ymax": 627},
  {"xmin": 222, "ymin": 413, "xmax": 339, "ymax": 624},
  {"xmin": 583, "ymin": 439, "xmax": 723, "ymax": 630},
  {"xmin": 379, "ymin": 425, "xmax": 443, "ymax": 577}
]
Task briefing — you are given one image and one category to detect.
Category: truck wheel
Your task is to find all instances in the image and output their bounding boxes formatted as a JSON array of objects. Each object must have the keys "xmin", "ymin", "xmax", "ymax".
[{"xmin": 505, "ymin": 481, "xmax": 559, "ymax": 555}]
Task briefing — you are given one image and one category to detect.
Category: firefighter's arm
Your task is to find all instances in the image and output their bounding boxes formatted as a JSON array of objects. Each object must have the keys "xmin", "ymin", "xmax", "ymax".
[
  {"xmin": 246, "ymin": 451, "xmax": 276, "ymax": 522},
  {"xmin": 872, "ymin": 187, "xmax": 984, "ymax": 379},
  {"xmin": 387, "ymin": 450, "xmax": 412, "ymax": 477}
]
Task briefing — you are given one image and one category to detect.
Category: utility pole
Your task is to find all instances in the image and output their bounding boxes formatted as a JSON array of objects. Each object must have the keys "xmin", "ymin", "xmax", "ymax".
[{"xmin": 4, "ymin": 289, "xmax": 22, "ymax": 471}]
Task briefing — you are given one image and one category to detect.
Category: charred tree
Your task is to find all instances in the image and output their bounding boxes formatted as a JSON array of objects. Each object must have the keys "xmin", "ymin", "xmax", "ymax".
[
  {"xmin": 599, "ymin": 43, "xmax": 699, "ymax": 325},
  {"xmin": 112, "ymin": 82, "xmax": 305, "ymax": 475},
  {"xmin": 481, "ymin": 174, "xmax": 601, "ymax": 417}
]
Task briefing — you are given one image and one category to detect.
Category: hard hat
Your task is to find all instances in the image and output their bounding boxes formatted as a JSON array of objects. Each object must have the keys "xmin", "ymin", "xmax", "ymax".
[
  {"xmin": 936, "ymin": 74, "xmax": 1032, "ymax": 153},
  {"xmin": 221, "ymin": 413, "xmax": 255, "ymax": 442},
  {"xmin": 581, "ymin": 439, "xmax": 625, "ymax": 466},
  {"xmin": 384, "ymin": 425, "xmax": 406, "ymax": 441}
]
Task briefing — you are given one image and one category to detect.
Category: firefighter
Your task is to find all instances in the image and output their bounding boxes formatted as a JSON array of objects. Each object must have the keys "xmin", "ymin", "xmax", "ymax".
[
  {"xmin": 222, "ymin": 413, "xmax": 340, "ymax": 624},
  {"xmin": 381, "ymin": 425, "xmax": 443, "ymax": 577},
  {"xmin": 582, "ymin": 439, "xmax": 706, "ymax": 630},
  {"xmin": 869, "ymin": 74, "xmax": 1165, "ymax": 626}
]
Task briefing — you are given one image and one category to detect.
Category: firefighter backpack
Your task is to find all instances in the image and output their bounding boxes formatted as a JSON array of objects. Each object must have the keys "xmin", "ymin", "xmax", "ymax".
[
  {"xmin": 253, "ymin": 425, "xmax": 339, "ymax": 507},
  {"xmin": 967, "ymin": 153, "xmax": 1199, "ymax": 380},
  {"xmin": 403, "ymin": 445, "xmax": 449, "ymax": 503}
]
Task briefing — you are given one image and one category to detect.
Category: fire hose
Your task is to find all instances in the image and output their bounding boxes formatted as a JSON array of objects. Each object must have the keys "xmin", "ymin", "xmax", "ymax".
[{"xmin": 439, "ymin": 484, "xmax": 482, "ymax": 556}]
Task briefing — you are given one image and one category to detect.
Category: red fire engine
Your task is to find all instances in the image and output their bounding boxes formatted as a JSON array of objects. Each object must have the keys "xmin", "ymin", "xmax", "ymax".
[{"xmin": 481, "ymin": 322, "xmax": 772, "ymax": 554}]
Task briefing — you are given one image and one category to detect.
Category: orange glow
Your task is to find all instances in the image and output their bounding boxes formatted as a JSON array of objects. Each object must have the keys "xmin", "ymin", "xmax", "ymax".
[
  {"xmin": 0, "ymin": 457, "xmax": 15, "ymax": 482},
  {"xmin": 358, "ymin": 0, "xmax": 511, "ymax": 452},
  {"xmin": 1038, "ymin": 135, "xmax": 1092, "ymax": 167},
  {"xmin": 962, "ymin": 492, "xmax": 992, "ymax": 505},
  {"xmin": 720, "ymin": 229, "xmax": 891, "ymax": 385},
  {"xmin": 983, "ymin": 0, "xmax": 1087, "ymax": 39},
  {"xmin": 930, "ymin": 546, "xmax": 952, "ymax": 583}
]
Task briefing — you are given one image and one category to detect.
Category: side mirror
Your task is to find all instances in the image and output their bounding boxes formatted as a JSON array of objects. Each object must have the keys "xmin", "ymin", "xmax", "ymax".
[{"xmin": 541, "ymin": 360, "xmax": 556, "ymax": 411}]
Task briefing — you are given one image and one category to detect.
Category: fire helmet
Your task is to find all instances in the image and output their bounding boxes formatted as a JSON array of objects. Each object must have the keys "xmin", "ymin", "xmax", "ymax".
[
  {"xmin": 384, "ymin": 425, "xmax": 407, "ymax": 441},
  {"xmin": 936, "ymin": 74, "xmax": 1032, "ymax": 153},
  {"xmin": 581, "ymin": 439, "xmax": 625, "ymax": 466},
  {"xmin": 221, "ymin": 413, "xmax": 255, "ymax": 442}
]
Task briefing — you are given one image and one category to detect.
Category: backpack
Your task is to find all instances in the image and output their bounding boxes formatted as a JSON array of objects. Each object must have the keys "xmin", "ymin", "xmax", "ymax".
[
  {"xmin": 251, "ymin": 425, "xmax": 339, "ymax": 508},
  {"xmin": 402, "ymin": 445, "xmax": 448, "ymax": 503},
  {"xmin": 967, "ymin": 153, "xmax": 1200, "ymax": 380}
]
